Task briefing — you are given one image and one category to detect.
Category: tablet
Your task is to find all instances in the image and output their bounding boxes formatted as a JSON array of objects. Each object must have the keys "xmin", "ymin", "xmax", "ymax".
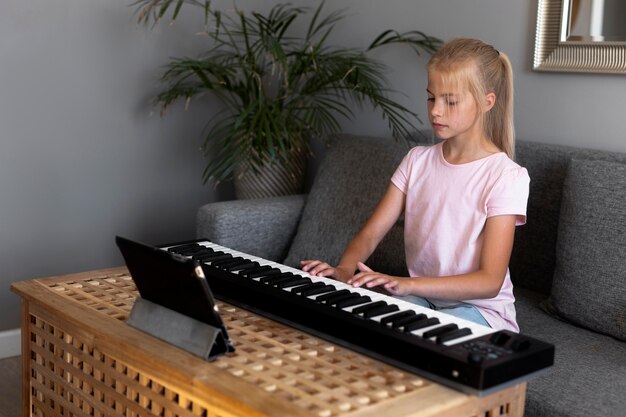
[{"xmin": 116, "ymin": 236, "xmax": 234, "ymax": 353}]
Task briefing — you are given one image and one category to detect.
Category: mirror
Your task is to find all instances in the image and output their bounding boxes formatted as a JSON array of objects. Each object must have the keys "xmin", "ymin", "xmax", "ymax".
[
  {"xmin": 533, "ymin": 0, "xmax": 626, "ymax": 74},
  {"xmin": 564, "ymin": 0, "xmax": 626, "ymax": 42}
]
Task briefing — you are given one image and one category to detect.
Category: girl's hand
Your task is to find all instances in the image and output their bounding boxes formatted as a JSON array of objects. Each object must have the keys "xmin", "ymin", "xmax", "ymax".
[
  {"xmin": 300, "ymin": 259, "xmax": 334, "ymax": 276},
  {"xmin": 300, "ymin": 260, "xmax": 353, "ymax": 283},
  {"xmin": 348, "ymin": 262, "xmax": 414, "ymax": 296}
]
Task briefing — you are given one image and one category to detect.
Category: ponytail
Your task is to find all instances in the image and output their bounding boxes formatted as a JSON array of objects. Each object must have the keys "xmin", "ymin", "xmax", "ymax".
[{"xmin": 486, "ymin": 51, "xmax": 515, "ymax": 159}]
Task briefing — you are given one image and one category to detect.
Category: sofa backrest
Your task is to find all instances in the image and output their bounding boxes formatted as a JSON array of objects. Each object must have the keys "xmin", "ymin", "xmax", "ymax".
[
  {"xmin": 284, "ymin": 133, "xmax": 626, "ymax": 296},
  {"xmin": 283, "ymin": 134, "xmax": 414, "ymax": 275}
]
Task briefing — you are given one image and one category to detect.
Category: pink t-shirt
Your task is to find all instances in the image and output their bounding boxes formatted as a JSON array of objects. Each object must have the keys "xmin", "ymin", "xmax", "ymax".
[{"xmin": 390, "ymin": 142, "xmax": 530, "ymax": 332}]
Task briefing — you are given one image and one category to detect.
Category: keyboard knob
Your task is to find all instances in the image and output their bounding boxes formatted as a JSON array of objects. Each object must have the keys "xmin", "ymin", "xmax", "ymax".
[
  {"xmin": 490, "ymin": 331, "xmax": 511, "ymax": 346},
  {"xmin": 467, "ymin": 352, "xmax": 484, "ymax": 364}
]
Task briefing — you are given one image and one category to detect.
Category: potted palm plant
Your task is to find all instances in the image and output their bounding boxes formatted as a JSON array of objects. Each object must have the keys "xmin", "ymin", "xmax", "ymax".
[{"xmin": 134, "ymin": 0, "xmax": 441, "ymax": 198}]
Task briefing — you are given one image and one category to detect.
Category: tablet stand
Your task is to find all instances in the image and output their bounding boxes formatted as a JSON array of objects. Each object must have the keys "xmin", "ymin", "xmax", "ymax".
[{"xmin": 127, "ymin": 297, "xmax": 229, "ymax": 360}]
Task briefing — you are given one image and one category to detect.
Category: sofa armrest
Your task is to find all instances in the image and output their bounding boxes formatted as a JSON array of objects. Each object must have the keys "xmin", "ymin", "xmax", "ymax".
[{"xmin": 196, "ymin": 194, "xmax": 306, "ymax": 262}]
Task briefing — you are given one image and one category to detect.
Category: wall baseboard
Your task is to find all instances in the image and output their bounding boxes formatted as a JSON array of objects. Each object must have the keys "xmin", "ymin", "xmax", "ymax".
[{"xmin": 0, "ymin": 328, "xmax": 21, "ymax": 359}]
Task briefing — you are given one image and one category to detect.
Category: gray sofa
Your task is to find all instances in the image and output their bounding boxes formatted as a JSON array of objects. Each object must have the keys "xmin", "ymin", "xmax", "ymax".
[{"xmin": 197, "ymin": 134, "xmax": 626, "ymax": 417}]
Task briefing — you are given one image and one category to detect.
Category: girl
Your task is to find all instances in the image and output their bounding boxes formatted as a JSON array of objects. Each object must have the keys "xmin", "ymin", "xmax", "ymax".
[{"xmin": 301, "ymin": 38, "xmax": 529, "ymax": 332}]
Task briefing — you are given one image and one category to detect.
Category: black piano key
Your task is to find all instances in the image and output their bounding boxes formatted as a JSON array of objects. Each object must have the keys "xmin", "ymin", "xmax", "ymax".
[
  {"xmin": 335, "ymin": 295, "xmax": 371, "ymax": 308},
  {"xmin": 291, "ymin": 282, "xmax": 325, "ymax": 294},
  {"xmin": 404, "ymin": 317, "xmax": 440, "ymax": 332},
  {"xmin": 320, "ymin": 291, "xmax": 358, "ymax": 305},
  {"xmin": 436, "ymin": 328, "xmax": 473, "ymax": 344},
  {"xmin": 328, "ymin": 293, "xmax": 361, "ymax": 306},
  {"xmin": 211, "ymin": 256, "xmax": 245, "ymax": 267},
  {"xmin": 352, "ymin": 300, "xmax": 387, "ymax": 315},
  {"xmin": 196, "ymin": 252, "xmax": 232, "ymax": 262},
  {"xmin": 176, "ymin": 247, "xmax": 208, "ymax": 256},
  {"xmin": 238, "ymin": 264, "xmax": 270, "ymax": 276},
  {"xmin": 380, "ymin": 311, "xmax": 415, "ymax": 326},
  {"xmin": 363, "ymin": 304, "xmax": 400, "ymax": 318},
  {"xmin": 167, "ymin": 243, "xmax": 201, "ymax": 253},
  {"xmin": 275, "ymin": 277, "xmax": 311, "ymax": 289},
  {"xmin": 316, "ymin": 289, "xmax": 351, "ymax": 303},
  {"xmin": 259, "ymin": 272, "xmax": 294, "ymax": 284},
  {"xmin": 240, "ymin": 266, "xmax": 280, "ymax": 278},
  {"xmin": 227, "ymin": 261, "xmax": 259, "ymax": 272},
  {"xmin": 300, "ymin": 285, "xmax": 336, "ymax": 297},
  {"xmin": 188, "ymin": 247, "xmax": 217, "ymax": 256},
  {"xmin": 176, "ymin": 247, "xmax": 210, "ymax": 257},
  {"xmin": 392, "ymin": 313, "xmax": 427, "ymax": 329},
  {"xmin": 250, "ymin": 267, "xmax": 283, "ymax": 279},
  {"xmin": 237, "ymin": 264, "xmax": 265, "ymax": 275},
  {"xmin": 422, "ymin": 324, "xmax": 459, "ymax": 339}
]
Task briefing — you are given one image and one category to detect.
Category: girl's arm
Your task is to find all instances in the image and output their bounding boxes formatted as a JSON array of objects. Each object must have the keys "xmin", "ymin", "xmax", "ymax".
[
  {"xmin": 301, "ymin": 184, "xmax": 405, "ymax": 282},
  {"xmin": 350, "ymin": 214, "xmax": 518, "ymax": 300}
]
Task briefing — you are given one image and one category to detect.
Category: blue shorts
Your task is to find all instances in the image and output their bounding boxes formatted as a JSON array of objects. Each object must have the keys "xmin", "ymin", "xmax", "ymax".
[{"xmin": 396, "ymin": 295, "xmax": 491, "ymax": 327}]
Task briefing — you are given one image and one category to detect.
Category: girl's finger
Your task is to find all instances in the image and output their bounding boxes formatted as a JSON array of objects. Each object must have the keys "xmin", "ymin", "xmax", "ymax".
[{"xmin": 357, "ymin": 261, "xmax": 373, "ymax": 272}]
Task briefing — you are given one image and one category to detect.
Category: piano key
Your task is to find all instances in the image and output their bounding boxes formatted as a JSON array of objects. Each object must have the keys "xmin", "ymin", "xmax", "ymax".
[
  {"xmin": 291, "ymin": 282, "xmax": 326, "ymax": 294},
  {"xmin": 362, "ymin": 303, "xmax": 400, "ymax": 318},
  {"xmin": 436, "ymin": 327, "xmax": 473, "ymax": 344},
  {"xmin": 300, "ymin": 284, "xmax": 336, "ymax": 297},
  {"xmin": 235, "ymin": 264, "xmax": 265, "ymax": 275},
  {"xmin": 241, "ymin": 266, "xmax": 281, "ymax": 279},
  {"xmin": 259, "ymin": 272, "xmax": 295, "ymax": 284},
  {"xmin": 334, "ymin": 295, "xmax": 371, "ymax": 308},
  {"xmin": 352, "ymin": 300, "xmax": 387, "ymax": 315},
  {"xmin": 275, "ymin": 277, "xmax": 311, "ymax": 289},
  {"xmin": 195, "ymin": 252, "xmax": 232, "ymax": 262},
  {"xmin": 327, "ymin": 293, "xmax": 362, "ymax": 306},
  {"xmin": 166, "ymin": 243, "xmax": 202, "ymax": 252},
  {"xmin": 404, "ymin": 317, "xmax": 440, "ymax": 332},
  {"xmin": 175, "ymin": 248, "xmax": 206, "ymax": 258},
  {"xmin": 177, "ymin": 246, "xmax": 209, "ymax": 256},
  {"xmin": 316, "ymin": 289, "xmax": 351, "ymax": 303},
  {"xmin": 318, "ymin": 290, "xmax": 356, "ymax": 305},
  {"xmin": 380, "ymin": 311, "xmax": 416, "ymax": 326},
  {"xmin": 422, "ymin": 323, "xmax": 459, "ymax": 339},
  {"xmin": 392, "ymin": 313, "xmax": 428, "ymax": 329},
  {"xmin": 211, "ymin": 256, "xmax": 246, "ymax": 267},
  {"xmin": 226, "ymin": 261, "xmax": 259, "ymax": 272}
]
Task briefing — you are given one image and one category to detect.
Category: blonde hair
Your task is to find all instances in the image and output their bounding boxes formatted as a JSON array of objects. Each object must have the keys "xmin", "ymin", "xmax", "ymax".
[{"xmin": 427, "ymin": 38, "xmax": 515, "ymax": 158}]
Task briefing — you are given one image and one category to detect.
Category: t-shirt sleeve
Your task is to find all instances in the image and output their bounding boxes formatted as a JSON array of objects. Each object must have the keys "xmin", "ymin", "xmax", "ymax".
[
  {"xmin": 487, "ymin": 167, "xmax": 530, "ymax": 226},
  {"xmin": 390, "ymin": 148, "xmax": 416, "ymax": 194}
]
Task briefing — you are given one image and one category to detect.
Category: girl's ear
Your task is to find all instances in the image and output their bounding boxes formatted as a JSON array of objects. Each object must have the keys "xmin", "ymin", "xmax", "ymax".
[{"xmin": 485, "ymin": 92, "xmax": 496, "ymax": 112}]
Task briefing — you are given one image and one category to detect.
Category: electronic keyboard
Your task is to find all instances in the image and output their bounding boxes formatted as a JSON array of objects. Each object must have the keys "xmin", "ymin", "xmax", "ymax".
[{"xmin": 162, "ymin": 239, "xmax": 554, "ymax": 395}]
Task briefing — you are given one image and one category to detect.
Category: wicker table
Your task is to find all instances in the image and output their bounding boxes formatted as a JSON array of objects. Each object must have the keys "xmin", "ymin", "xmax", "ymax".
[{"xmin": 11, "ymin": 267, "xmax": 526, "ymax": 417}]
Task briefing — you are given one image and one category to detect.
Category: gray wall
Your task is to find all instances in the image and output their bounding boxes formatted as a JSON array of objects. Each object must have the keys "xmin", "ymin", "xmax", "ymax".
[
  {"xmin": 0, "ymin": 0, "xmax": 223, "ymax": 331},
  {"xmin": 1, "ymin": 0, "xmax": 625, "ymax": 332}
]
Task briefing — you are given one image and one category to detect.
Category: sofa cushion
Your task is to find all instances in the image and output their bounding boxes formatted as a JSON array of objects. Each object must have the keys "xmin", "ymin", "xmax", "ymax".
[
  {"xmin": 515, "ymin": 288, "xmax": 626, "ymax": 417},
  {"xmin": 548, "ymin": 159, "xmax": 626, "ymax": 341},
  {"xmin": 510, "ymin": 142, "xmax": 572, "ymax": 295},
  {"xmin": 283, "ymin": 134, "xmax": 411, "ymax": 276},
  {"xmin": 511, "ymin": 141, "xmax": 626, "ymax": 295}
]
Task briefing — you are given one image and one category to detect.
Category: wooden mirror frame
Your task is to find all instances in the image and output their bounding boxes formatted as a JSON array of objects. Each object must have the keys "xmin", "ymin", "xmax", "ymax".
[{"xmin": 533, "ymin": 0, "xmax": 626, "ymax": 74}]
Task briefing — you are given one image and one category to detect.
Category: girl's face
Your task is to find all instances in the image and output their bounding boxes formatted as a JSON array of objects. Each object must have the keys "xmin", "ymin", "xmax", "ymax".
[{"xmin": 426, "ymin": 70, "xmax": 481, "ymax": 141}]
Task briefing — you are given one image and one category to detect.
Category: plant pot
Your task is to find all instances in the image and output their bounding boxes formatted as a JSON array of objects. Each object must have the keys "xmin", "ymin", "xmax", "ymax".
[{"xmin": 233, "ymin": 146, "xmax": 308, "ymax": 199}]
